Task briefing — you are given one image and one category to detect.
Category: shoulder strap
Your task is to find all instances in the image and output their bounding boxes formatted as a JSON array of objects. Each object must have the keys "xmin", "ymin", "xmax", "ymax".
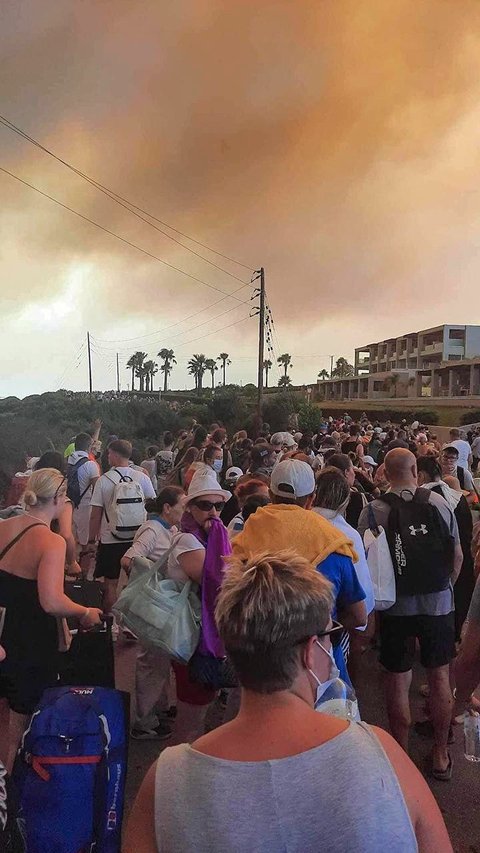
[
  {"xmin": 367, "ymin": 503, "xmax": 379, "ymax": 534},
  {"xmin": 413, "ymin": 487, "xmax": 430, "ymax": 505},
  {"xmin": 0, "ymin": 523, "xmax": 45, "ymax": 563}
]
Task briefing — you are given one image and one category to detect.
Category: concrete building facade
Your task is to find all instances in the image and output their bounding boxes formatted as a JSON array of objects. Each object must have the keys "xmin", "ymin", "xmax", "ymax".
[
  {"xmin": 317, "ymin": 324, "xmax": 480, "ymax": 403},
  {"xmin": 354, "ymin": 325, "xmax": 480, "ymax": 376}
]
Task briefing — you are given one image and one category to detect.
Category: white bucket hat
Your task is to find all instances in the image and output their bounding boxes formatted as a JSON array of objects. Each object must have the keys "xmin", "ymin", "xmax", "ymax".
[{"xmin": 186, "ymin": 468, "xmax": 231, "ymax": 503}]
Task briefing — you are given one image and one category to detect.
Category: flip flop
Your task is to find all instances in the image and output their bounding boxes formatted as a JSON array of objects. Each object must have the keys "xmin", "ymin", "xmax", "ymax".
[{"xmin": 432, "ymin": 752, "xmax": 453, "ymax": 782}]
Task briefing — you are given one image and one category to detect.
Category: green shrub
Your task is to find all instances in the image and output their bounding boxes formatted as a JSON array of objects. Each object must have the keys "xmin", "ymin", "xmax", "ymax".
[{"xmin": 460, "ymin": 410, "xmax": 480, "ymax": 426}]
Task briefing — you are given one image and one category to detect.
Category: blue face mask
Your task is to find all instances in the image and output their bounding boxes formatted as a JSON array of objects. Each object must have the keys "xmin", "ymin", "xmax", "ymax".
[
  {"xmin": 213, "ymin": 459, "xmax": 223, "ymax": 473},
  {"xmin": 308, "ymin": 640, "xmax": 340, "ymax": 708}
]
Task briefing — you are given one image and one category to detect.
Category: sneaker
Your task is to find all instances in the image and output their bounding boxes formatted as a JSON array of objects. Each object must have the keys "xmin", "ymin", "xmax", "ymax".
[{"xmin": 131, "ymin": 721, "xmax": 172, "ymax": 741}]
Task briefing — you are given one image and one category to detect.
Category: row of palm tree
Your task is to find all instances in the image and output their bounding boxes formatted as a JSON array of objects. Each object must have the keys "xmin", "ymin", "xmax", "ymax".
[{"xmin": 126, "ymin": 350, "xmax": 232, "ymax": 392}]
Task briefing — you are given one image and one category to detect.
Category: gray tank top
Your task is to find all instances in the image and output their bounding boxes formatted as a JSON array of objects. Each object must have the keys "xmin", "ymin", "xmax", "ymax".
[{"xmin": 154, "ymin": 722, "xmax": 418, "ymax": 852}]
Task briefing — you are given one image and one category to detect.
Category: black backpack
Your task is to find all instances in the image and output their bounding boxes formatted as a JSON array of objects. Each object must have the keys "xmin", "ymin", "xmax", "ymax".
[
  {"xmin": 381, "ymin": 488, "xmax": 454, "ymax": 596},
  {"xmin": 66, "ymin": 457, "xmax": 90, "ymax": 508}
]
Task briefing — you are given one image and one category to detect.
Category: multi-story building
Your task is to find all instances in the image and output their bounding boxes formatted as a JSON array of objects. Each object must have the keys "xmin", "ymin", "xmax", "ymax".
[
  {"xmin": 316, "ymin": 324, "xmax": 480, "ymax": 403},
  {"xmin": 354, "ymin": 325, "xmax": 480, "ymax": 376}
]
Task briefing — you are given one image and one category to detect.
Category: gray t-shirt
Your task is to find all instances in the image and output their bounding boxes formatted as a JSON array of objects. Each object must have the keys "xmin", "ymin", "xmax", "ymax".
[
  {"xmin": 358, "ymin": 488, "xmax": 459, "ymax": 616},
  {"xmin": 154, "ymin": 722, "xmax": 417, "ymax": 853}
]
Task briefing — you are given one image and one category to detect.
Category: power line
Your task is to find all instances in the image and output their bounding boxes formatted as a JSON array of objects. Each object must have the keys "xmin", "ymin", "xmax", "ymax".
[
  {"xmin": 0, "ymin": 166, "xmax": 248, "ymax": 301},
  {"xmin": 174, "ymin": 314, "xmax": 253, "ymax": 350},
  {"xmin": 0, "ymin": 113, "xmax": 253, "ymax": 272},
  {"xmin": 90, "ymin": 283, "xmax": 251, "ymax": 346},
  {"xmin": 91, "ymin": 300, "xmax": 251, "ymax": 357}
]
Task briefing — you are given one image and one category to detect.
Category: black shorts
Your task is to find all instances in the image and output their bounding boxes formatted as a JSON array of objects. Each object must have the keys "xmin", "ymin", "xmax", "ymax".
[
  {"xmin": 94, "ymin": 542, "xmax": 132, "ymax": 580},
  {"xmin": 379, "ymin": 612, "xmax": 456, "ymax": 673},
  {"xmin": 0, "ymin": 664, "xmax": 58, "ymax": 715}
]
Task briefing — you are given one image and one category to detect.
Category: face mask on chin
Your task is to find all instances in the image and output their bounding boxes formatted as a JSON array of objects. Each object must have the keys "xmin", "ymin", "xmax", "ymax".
[{"xmin": 308, "ymin": 640, "xmax": 340, "ymax": 708}]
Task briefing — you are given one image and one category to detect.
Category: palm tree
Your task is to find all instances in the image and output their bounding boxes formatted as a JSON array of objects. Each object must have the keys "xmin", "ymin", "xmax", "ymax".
[
  {"xmin": 217, "ymin": 352, "xmax": 231, "ymax": 386},
  {"xmin": 263, "ymin": 359, "xmax": 272, "ymax": 388},
  {"xmin": 143, "ymin": 360, "xmax": 158, "ymax": 392},
  {"xmin": 331, "ymin": 357, "xmax": 354, "ymax": 378},
  {"xmin": 157, "ymin": 348, "xmax": 177, "ymax": 393},
  {"xmin": 205, "ymin": 358, "xmax": 218, "ymax": 390},
  {"xmin": 277, "ymin": 353, "xmax": 293, "ymax": 379},
  {"xmin": 129, "ymin": 351, "xmax": 147, "ymax": 391},
  {"xmin": 187, "ymin": 353, "xmax": 207, "ymax": 391},
  {"xmin": 126, "ymin": 354, "xmax": 137, "ymax": 391},
  {"xmin": 318, "ymin": 369, "xmax": 330, "ymax": 380},
  {"xmin": 278, "ymin": 375, "xmax": 292, "ymax": 388}
]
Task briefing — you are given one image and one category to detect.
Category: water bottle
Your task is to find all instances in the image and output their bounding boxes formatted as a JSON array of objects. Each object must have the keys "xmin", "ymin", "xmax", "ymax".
[
  {"xmin": 315, "ymin": 678, "xmax": 361, "ymax": 721},
  {"xmin": 464, "ymin": 712, "xmax": 480, "ymax": 762}
]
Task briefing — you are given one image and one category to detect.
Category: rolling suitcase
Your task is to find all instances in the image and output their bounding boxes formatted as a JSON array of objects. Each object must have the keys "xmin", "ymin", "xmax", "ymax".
[{"xmin": 60, "ymin": 580, "xmax": 115, "ymax": 688}]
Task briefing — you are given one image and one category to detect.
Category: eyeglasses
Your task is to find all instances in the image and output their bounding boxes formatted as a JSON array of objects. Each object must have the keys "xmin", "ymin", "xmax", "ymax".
[
  {"xmin": 317, "ymin": 620, "xmax": 344, "ymax": 648},
  {"xmin": 296, "ymin": 619, "xmax": 343, "ymax": 649},
  {"xmin": 192, "ymin": 499, "xmax": 225, "ymax": 512}
]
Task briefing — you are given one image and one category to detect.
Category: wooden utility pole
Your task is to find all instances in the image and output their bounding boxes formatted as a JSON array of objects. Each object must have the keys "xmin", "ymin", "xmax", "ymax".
[
  {"xmin": 116, "ymin": 353, "xmax": 120, "ymax": 392},
  {"xmin": 256, "ymin": 267, "xmax": 266, "ymax": 426},
  {"xmin": 87, "ymin": 331, "xmax": 93, "ymax": 395}
]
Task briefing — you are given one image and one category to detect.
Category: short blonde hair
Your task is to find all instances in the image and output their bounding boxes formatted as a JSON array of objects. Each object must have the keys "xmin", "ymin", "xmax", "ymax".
[
  {"xmin": 23, "ymin": 468, "xmax": 67, "ymax": 508},
  {"xmin": 216, "ymin": 550, "xmax": 333, "ymax": 693}
]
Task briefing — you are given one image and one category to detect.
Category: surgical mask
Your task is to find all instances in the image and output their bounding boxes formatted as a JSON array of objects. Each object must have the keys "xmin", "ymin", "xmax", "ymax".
[
  {"xmin": 308, "ymin": 639, "xmax": 340, "ymax": 708},
  {"xmin": 213, "ymin": 459, "xmax": 223, "ymax": 473}
]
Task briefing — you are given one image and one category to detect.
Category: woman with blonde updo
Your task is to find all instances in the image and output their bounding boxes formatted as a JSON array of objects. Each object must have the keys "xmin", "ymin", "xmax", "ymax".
[{"xmin": 0, "ymin": 468, "xmax": 103, "ymax": 771}]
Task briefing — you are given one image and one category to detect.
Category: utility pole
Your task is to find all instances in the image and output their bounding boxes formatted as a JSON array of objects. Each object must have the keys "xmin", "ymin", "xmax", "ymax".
[
  {"xmin": 116, "ymin": 353, "xmax": 120, "ymax": 393},
  {"xmin": 330, "ymin": 354, "xmax": 334, "ymax": 377},
  {"xmin": 256, "ymin": 267, "xmax": 266, "ymax": 427},
  {"xmin": 87, "ymin": 331, "xmax": 93, "ymax": 395}
]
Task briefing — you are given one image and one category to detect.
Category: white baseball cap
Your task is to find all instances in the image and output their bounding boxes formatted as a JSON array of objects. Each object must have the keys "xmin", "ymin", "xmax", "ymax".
[
  {"xmin": 282, "ymin": 433, "xmax": 297, "ymax": 448},
  {"xmin": 225, "ymin": 466, "xmax": 243, "ymax": 482},
  {"xmin": 270, "ymin": 459, "xmax": 315, "ymax": 499},
  {"xmin": 186, "ymin": 468, "xmax": 231, "ymax": 503},
  {"xmin": 362, "ymin": 455, "xmax": 378, "ymax": 468}
]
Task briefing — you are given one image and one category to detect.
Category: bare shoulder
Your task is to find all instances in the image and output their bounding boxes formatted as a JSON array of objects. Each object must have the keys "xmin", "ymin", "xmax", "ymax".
[{"xmin": 371, "ymin": 726, "xmax": 452, "ymax": 852}]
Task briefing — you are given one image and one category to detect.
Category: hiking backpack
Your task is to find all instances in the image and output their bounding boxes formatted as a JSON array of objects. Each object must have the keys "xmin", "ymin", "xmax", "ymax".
[
  {"xmin": 66, "ymin": 457, "xmax": 90, "ymax": 508},
  {"xmin": 381, "ymin": 488, "xmax": 454, "ymax": 596},
  {"xmin": 13, "ymin": 686, "xmax": 128, "ymax": 853},
  {"xmin": 104, "ymin": 469, "xmax": 146, "ymax": 541}
]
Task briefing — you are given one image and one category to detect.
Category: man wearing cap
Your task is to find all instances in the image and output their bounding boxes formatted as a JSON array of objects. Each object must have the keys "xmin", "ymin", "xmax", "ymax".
[{"xmin": 232, "ymin": 459, "xmax": 367, "ymax": 683}]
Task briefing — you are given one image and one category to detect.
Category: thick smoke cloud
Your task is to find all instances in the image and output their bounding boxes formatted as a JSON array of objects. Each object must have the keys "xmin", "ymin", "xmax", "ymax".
[{"xmin": 1, "ymin": 0, "xmax": 480, "ymax": 395}]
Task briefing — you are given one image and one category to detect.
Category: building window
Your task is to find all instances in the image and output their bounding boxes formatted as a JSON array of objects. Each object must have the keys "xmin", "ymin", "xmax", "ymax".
[
  {"xmin": 448, "ymin": 354, "xmax": 462, "ymax": 361},
  {"xmin": 449, "ymin": 329, "xmax": 465, "ymax": 341}
]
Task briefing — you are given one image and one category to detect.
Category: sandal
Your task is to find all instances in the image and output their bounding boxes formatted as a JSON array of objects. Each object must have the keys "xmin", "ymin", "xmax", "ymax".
[{"xmin": 431, "ymin": 752, "xmax": 453, "ymax": 782}]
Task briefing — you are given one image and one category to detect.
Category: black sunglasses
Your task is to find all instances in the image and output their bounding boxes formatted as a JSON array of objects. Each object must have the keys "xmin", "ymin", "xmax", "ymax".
[
  {"xmin": 296, "ymin": 619, "xmax": 343, "ymax": 649},
  {"xmin": 192, "ymin": 499, "xmax": 225, "ymax": 512}
]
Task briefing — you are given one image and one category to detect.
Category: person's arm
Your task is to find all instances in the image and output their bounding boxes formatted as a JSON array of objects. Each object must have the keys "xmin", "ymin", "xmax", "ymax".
[
  {"xmin": 56, "ymin": 500, "xmax": 78, "ymax": 570},
  {"xmin": 372, "ymin": 726, "xmax": 452, "ymax": 852},
  {"xmin": 462, "ymin": 469, "xmax": 476, "ymax": 505},
  {"xmin": 88, "ymin": 506, "xmax": 103, "ymax": 544},
  {"xmin": 91, "ymin": 418, "xmax": 102, "ymax": 443},
  {"xmin": 177, "ymin": 547, "xmax": 205, "ymax": 584},
  {"xmin": 121, "ymin": 526, "xmax": 157, "ymax": 571},
  {"xmin": 451, "ymin": 542, "xmax": 463, "ymax": 585},
  {"xmin": 37, "ymin": 534, "xmax": 102, "ymax": 627},
  {"xmin": 124, "ymin": 762, "xmax": 158, "ymax": 852},
  {"xmin": 338, "ymin": 599, "xmax": 367, "ymax": 631}
]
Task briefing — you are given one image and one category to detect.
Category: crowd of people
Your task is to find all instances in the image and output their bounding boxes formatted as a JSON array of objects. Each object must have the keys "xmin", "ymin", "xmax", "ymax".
[{"xmin": 1, "ymin": 410, "xmax": 480, "ymax": 850}]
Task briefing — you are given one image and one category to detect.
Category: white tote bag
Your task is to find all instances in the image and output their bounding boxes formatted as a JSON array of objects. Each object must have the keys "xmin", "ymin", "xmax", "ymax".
[{"xmin": 363, "ymin": 506, "xmax": 396, "ymax": 611}]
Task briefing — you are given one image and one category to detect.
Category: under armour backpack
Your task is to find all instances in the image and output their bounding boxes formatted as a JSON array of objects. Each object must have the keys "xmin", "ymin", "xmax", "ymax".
[
  {"xmin": 104, "ymin": 469, "xmax": 146, "ymax": 541},
  {"xmin": 13, "ymin": 686, "xmax": 127, "ymax": 853},
  {"xmin": 66, "ymin": 457, "xmax": 90, "ymax": 508},
  {"xmin": 381, "ymin": 488, "xmax": 454, "ymax": 596}
]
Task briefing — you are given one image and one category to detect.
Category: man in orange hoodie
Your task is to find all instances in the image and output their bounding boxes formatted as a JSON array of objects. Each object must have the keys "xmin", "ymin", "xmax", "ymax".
[{"xmin": 232, "ymin": 459, "xmax": 367, "ymax": 683}]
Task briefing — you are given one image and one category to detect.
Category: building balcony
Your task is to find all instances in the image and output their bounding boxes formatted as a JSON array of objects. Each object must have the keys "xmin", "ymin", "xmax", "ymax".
[{"xmin": 422, "ymin": 341, "xmax": 443, "ymax": 354}]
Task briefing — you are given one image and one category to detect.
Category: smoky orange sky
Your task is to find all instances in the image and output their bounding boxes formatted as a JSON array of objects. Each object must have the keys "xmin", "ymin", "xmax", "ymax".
[{"xmin": 2, "ymin": 0, "xmax": 480, "ymax": 397}]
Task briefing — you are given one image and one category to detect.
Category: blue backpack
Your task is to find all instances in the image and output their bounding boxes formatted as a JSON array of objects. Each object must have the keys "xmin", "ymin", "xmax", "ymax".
[{"xmin": 13, "ymin": 686, "xmax": 128, "ymax": 853}]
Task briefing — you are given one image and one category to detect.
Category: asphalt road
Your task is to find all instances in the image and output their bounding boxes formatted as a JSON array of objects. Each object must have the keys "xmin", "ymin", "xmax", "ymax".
[{"xmin": 115, "ymin": 638, "xmax": 480, "ymax": 853}]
